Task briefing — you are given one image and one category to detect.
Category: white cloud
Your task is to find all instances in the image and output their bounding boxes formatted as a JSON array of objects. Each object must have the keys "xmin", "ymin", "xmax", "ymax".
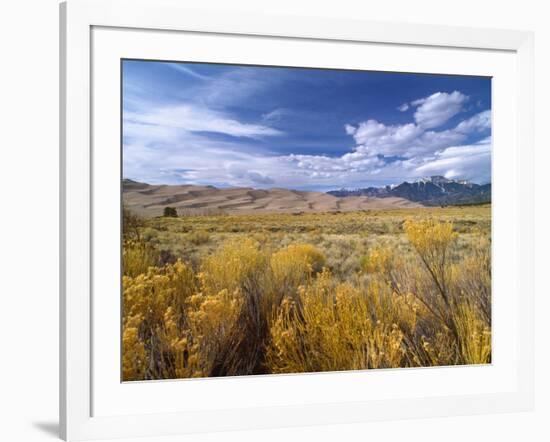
[
  {"xmin": 348, "ymin": 121, "xmax": 422, "ymax": 156},
  {"xmin": 412, "ymin": 137, "xmax": 491, "ymax": 183},
  {"xmin": 397, "ymin": 103, "xmax": 409, "ymax": 112},
  {"xmin": 196, "ymin": 68, "xmax": 275, "ymax": 107},
  {"xmin": 165, "ymin": 63, "xmax": 210, "ymax": 81},
  {"xmin": 227, "ymin": 164, "xmax": 275, "ymax": 185},
  {"xmin": 342, "ymin": 109, "xmax": 490, "ymax": 159},
  {"xmin": 262, "ymin": 108, "xmax": 291, "ymax": 122},
  {"xmin": 124, "ymin": 86, "xmax": 491, "ymax": 189},
  {"xmin": 411, "ymin": 91, "xmax": 469, "ymax": 129},
  {"xmin": 125, "ymin": 104, "xmax": 282, "ymax": 139},
  {"xmin": 266, "ymin": 104, "xmax": 492, "ymax": 187},
  {"xmin": 454, "ymin": 110, "xmax": 491, "ymax": 133},
  {"xmin": 123, "ymin": 101, "xmax": 285, "ymax": 186},
  {"xmin": 344, "ymin": 124, "xmax": 357, "ymax": 135},
  {"xmin": 287, "ymin": 152, "xmax": 383, "ymax": 174}
]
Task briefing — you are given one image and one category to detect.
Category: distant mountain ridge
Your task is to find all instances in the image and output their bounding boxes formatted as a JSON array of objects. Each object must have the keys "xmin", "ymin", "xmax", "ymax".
[
  {"xmin": 122, "ymin": 179, "xmax": 422, "ymax": 217},
  {"xmin": 327, "ymin": 176, "xmax": 491, "ymax": 206}
]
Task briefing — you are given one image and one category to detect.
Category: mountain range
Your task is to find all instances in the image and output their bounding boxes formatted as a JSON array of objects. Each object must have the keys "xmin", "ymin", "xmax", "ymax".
[
  {"xmin": 327, "ymin": 176, "xmax": 491, "ymax": 206},
  {"xmin": 123, "ymin": 176, "xmax": 490, "ymax": 217},
  {"xmin": 122, "ymin": 179, "xmax": 422, "ymax": 217}
]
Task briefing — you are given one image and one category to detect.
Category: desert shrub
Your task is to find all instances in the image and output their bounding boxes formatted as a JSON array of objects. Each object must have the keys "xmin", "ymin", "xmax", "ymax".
[
  {"xmin": 453, "ymin": 301, "xmax": 491, "ymax": 364},
  {"xmin": 270, "ymin": 243, "xmax": 326, "ymax": 296},
  {"xmin": 361, "ymin": 245, "xmax": 395, "ymax": 275},
  {"xmin": 199, "ymin": 239, "xmax": 268, "ymax": 295},
  {"xmin": 163, "ymin": 206, "xmax": 178, "ymax": 217},
  {"xmin": 159, "ymin": 249, "xmax": 177, "ymax": 266},
  {"xmin": 123, "ymin": 240, "xmax": 160, "ymax": 278},
  {"xmin": 185, "ymin": 289, "xmax": 243, "ymax": 377},
  {"xmin": 141, "ymin": 227, "xmax": 159, "ymax": 243},
  {"xmin": 455, "ymin": 234, "xmax": 491, "ymax": 325},
  {"xmin": 122, "ymin": 206, "xmax": 144, "ymax": 241},
  {"xmin": 122, "ymin": 260, "xmax": 197, "ymax": 380},
  {"xmin": 198, "ymin": 239, "xmax": 276, "ymax": 376},
  {"xmin": 404, "ymin": 219, "xmax": 457, "ymax": 302},
  {"xmin": 267, "ymin": 270, "xmax": 408, "ymax": 373},
  {"xmin": 451, "ymin": 234, "xmax": 492, "ymax": 364},
  {"xmin": 403, "ymin": 219, "xmax": 490, "ymax": 365},
  {"xmin": 121, "ymin": 209, "xmax": 492, "ymax": 379},
  {"xmin": 122, "ymin": 315, "xmax": 147, "ymax": 380},
  {"xmin": 187, "ymin": 229, "xmax": 210, "ymax": 245}
]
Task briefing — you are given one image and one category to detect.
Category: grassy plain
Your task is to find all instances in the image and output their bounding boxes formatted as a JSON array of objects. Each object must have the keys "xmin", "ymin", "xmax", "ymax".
[{"xmin": 122, "ymin": 205, "xmax": 491, "ymax": 381}]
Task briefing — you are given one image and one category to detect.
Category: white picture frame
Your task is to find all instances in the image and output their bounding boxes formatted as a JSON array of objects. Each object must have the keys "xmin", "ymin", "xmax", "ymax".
[{"xmin": 60, "ymin": 0, "xmax": 534, "ymax": 440}]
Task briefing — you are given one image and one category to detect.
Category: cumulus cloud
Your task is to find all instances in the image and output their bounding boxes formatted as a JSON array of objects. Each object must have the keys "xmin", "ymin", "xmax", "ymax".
[
  {"xmin": 344, "ymin": 124, "xmax": 357, "ymax": 135},
  {"xmin": 342, "ymin": 109, "xmax": 489, "ymax": 159},
  {"xmin": 454, "ymin": 110, "xmax": 491, "ymax": 134},
  {"xmin": 347, "ymin": 121, "xmax": 422, "ymax": 156},
  {"xmin": 412, "ymin": 137, "xmax": 491, "ymax": 183},
  {"xmin": 411, "ymin": 91, "xmax": 469, "ymax": 129},
  {"xmin": 286, "ymin": 152, "xmax": 383, "ymax": 174},
  {"xmin": 273, "ymin": 95, "xmax": 491, "ymax": 187},
  {"xmin": 124, "ymin": 84, "xmax": 491, "ymax": 189}
]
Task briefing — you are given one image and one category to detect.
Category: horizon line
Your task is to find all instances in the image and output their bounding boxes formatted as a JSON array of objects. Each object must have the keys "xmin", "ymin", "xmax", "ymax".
[{"xmin": 122, "ymin": 176, "xmax": 491, "ymax": 191}]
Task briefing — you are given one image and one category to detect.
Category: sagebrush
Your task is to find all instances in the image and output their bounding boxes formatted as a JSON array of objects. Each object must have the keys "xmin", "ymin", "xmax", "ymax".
[{"xmin": 122, "ymin": 206, "xmax": 491, "ymax": 380}]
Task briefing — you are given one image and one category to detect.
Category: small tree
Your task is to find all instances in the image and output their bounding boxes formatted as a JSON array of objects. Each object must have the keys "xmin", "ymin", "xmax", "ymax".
[
  {"xmin": 122, "ymin": 205, "xmax": 144, "ymax": 241},
  {"xmin": 163, "ymin": 206, "xmax": 178, "ymax": 217}
]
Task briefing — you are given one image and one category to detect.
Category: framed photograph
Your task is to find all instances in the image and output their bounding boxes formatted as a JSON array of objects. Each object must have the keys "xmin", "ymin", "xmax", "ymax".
[{"xmin": 60, "ymin": 0, "xmax": 534, "ymax": 440}]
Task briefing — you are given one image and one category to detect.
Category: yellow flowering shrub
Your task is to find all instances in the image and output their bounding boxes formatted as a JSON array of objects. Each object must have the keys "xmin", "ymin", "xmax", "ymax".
[
  {"xmin": 403, "ymin": 219, "xmax": 491, "ymax": 365},
  {"xmin": 455, "ymin": 234, "xmax": 491, "ymax": 325},
  {"xmin": 270, "ymin": 243, "xmax": 326, "ymax": 294},
  {"xmin": 122, "ymin": 315, "xmax": 146, "ymax": 380},
  {"xmin": 123, "ymin": 239, "xmax": 160, "ymax": 277},
  {"xmin": 453, "ymin": 301, "xmax": 492, "ymax": 364},
  {"xmin": 185, "ymin": 289, "xmax": 242, "ymax": 377},
  {"xmin": 267, "ymin": 270, "xmax": 407, "ymax": 373},
  {"xmin": 122, "ymin": 259, "xmax": 196, "ymax": 380},
  {"xmin": 199, "ymin": 238, "xmax": 268, "ymax": 295},
  {"xmin": 121, "ymin": 212, "xmax": 491, "ymax": 379},
  {"xmin": 404, "ymin": 219, "xmax": 457, "ymax": 302},
  {"xmin": 361, "ymin": 245, "xmax": 395, "ymax": 275}
]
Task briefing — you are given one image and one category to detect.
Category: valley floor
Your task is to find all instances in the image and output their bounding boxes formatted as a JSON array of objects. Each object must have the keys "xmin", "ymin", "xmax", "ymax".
[{"xmin": 122, "ymin": 205, "xmax": 492, "ymax": 380}]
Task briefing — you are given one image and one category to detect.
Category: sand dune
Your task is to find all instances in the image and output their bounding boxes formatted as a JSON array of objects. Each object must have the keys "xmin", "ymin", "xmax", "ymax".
[{"xmin": 122, "ymin": 180, "xmax": 423, "ymax": 217}]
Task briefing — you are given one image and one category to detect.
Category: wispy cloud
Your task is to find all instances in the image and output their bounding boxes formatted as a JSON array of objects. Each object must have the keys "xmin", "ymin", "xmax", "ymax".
[
  {"xmin": 123, "ymin": 60, "xmax": 491, "ymax": 189},
  {"xmin": 164, "ymin": 63, "xmax": 210, "ymax": 81},
  {"xmin": 397, "ymin": 103, "xmax": 409, "ymax": 112},
  {"xmin": 124, "ymin": 101, "xmax": 491, "ymax": 188},
  {"xmin": 126, "ymin": 104, "xmax": 283, "ymax": 139},
  {"xmin": 262, "ymin": 108, "xmax": 291, "ymax": 123}
]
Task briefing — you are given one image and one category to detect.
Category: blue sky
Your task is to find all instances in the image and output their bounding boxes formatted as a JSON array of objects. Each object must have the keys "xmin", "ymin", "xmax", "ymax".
[{"xmin": 123, "ymin": 60, "xmax": 491, "ymax": 191}]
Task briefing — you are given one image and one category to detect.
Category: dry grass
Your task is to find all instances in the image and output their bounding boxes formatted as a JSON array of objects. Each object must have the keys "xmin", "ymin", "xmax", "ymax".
[{"xmin": 122, "ymin": 205, "xmax": 491, "ymax": 381}]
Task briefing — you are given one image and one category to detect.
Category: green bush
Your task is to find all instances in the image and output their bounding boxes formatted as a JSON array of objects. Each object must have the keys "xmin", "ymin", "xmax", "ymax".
[{"xmin": 163, "ymin": 206, "xmax": 178, "ymax": 217}]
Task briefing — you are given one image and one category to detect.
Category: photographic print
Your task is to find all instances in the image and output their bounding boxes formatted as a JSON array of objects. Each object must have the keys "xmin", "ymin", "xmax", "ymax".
[{"xmin": 121, "ymin": 60, "xmax": 491, "ymax": 381}]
